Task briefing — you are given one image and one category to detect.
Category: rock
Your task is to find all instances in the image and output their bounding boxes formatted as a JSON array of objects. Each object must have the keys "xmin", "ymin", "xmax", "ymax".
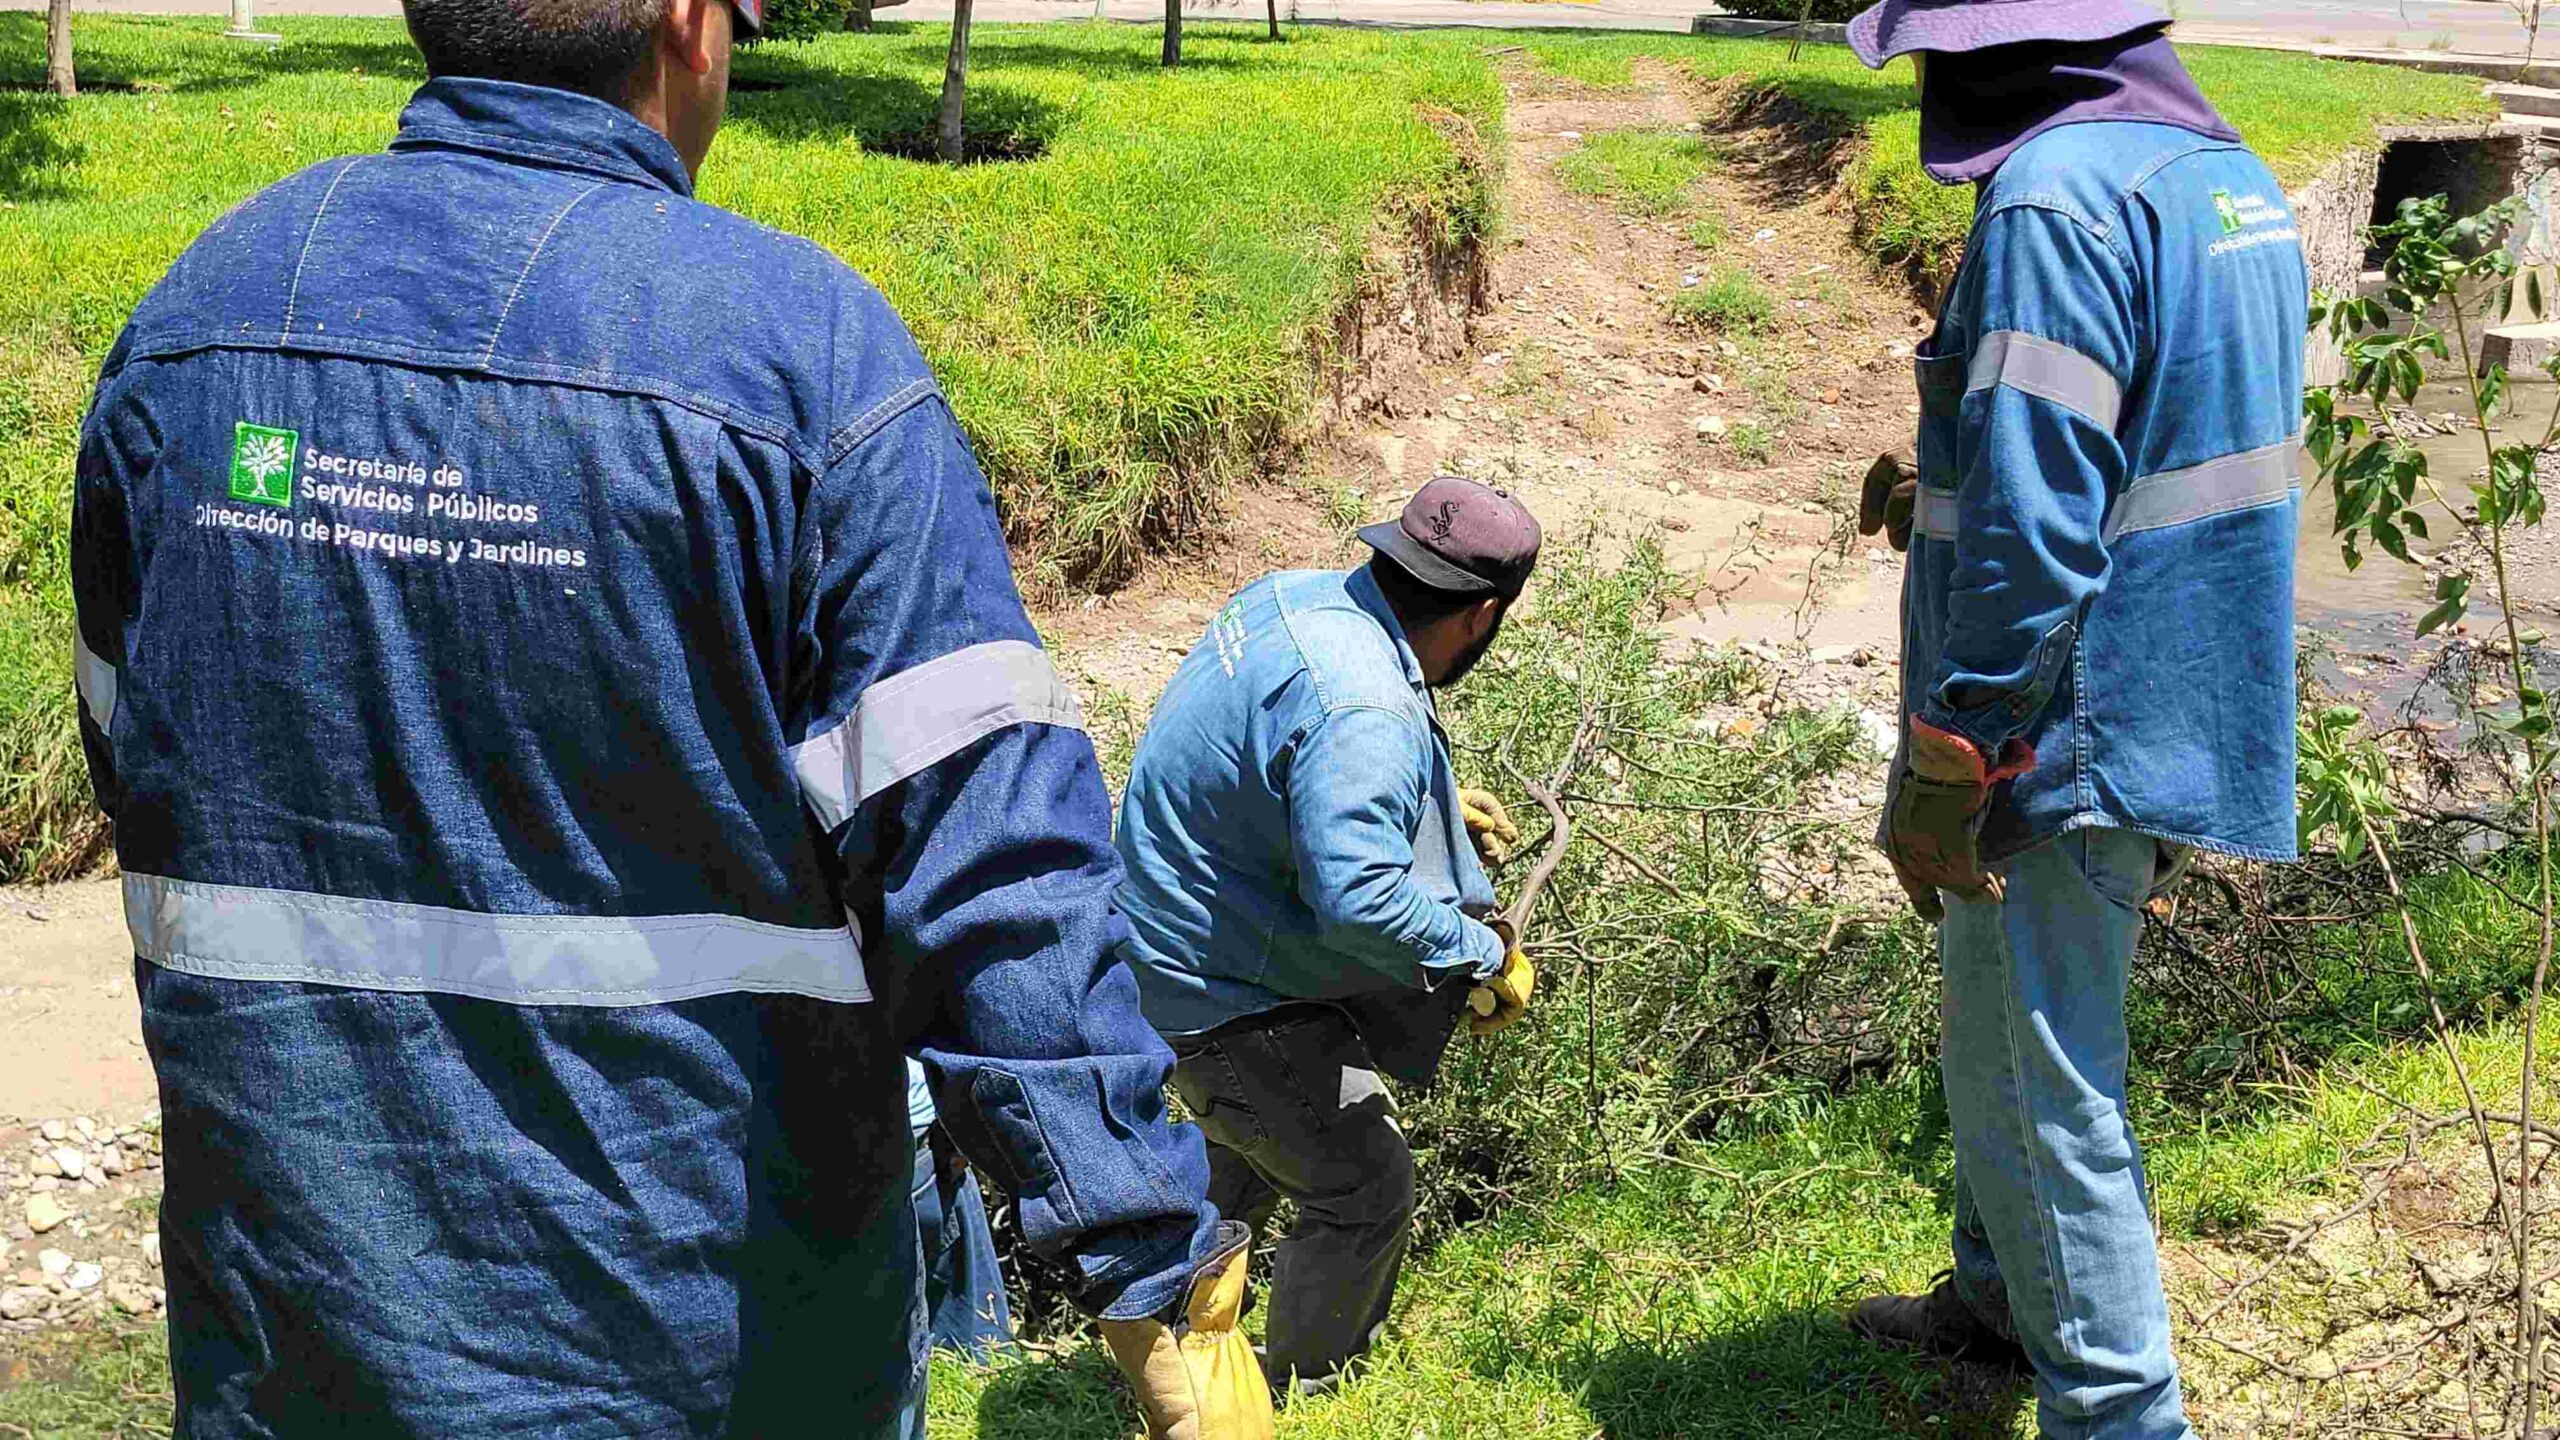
[
  {"xmin": 1557, "ymin": 130, "xmax": 1582, "ymax": 140},
  {"xmin": 25, "ymin": 1195, "xmax": 66, "ymax": 1234},
  {"xmin": 0, "ymin": 1286, "xmax": 46, "ymax": 1320},
  {"xmin": 72, "ymin": 1119, "xmax": 95, "ymax": 1143},
  {"xmin": 37, "ymin": 1249, "xmax": 70, "ymax": 1277},
  {"xmin": 141, "ymin": 1233, "xmax": 161, "ymax": 1268},
  {"xmin": 99, "ymin": 1150, "xmax": 126, "ymax": 1178},
  {"xmin": 1808, "ymin": 644, "xmax": 1860, "ymax": 664},
  {"xmin": 64, "ymin": 1261, "xmax": 101, "ymax": 1293},
  {"xmin": 1752, "ymin": 227, "xmax": 1778, "ymax": 243},
  {"xmin": 1694, "ymin": 415, "xmax": 1727, "ymax": 439},
  {"xmin": 1820, "ymin": 387, "xmax": 1841, "ymax": 405},
  {"xmin": 1695, "ymin": 374, "xmax": 1725, "ymax": 394},
  {"xmin": 12, "ymin": 1270, "xmax": 39, "ymax": 1287},
  {"xmin": 1718, "ymin": 341, "xmax": 1740, "ymax": 359},
  {"xmin": 37, "ymin": 1121, "xmax": 67, "ymax": 1144},
  {"xmin": 108, "ymin": 1282, "xmax": 156, "ymax": 1315},
  {"xmin": 49, "ymin": 1148, "xmax": 83, "ymax": 1180},
  {"xmin": 30, "ymin": 1177, "xmax": 57, "ymax": 1194},
  {"xmin": 29, "ymin": 1153, "xmax": 60, "ymax": 1179},
  {"xmin": 1722, "ymin": 716, "xmax": 1762, "ymax": 740}
]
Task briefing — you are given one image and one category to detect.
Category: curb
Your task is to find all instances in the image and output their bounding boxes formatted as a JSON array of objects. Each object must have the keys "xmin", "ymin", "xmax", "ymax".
[{"xmin": 1689, "ymin": 15, "xmax": 1844, "ymax": 43}]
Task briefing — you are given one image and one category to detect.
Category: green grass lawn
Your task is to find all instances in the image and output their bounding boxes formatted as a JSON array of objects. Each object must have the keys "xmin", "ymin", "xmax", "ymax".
[
  {"xmin": 0, "ymin": 14, "xmax": 1501, "ymax": 882},
  {"xmin": 1513, "ymin": 32, "xmax": 2500, "ymax": 283},
  {"xmin": 16, "ymin": 1003, "xmax": 2532, "ymax": 1440}
]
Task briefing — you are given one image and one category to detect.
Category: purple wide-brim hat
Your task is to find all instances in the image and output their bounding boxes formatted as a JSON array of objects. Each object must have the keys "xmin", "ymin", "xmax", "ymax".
[{"xmin": 1847, "ymin": 0, "xmax": 2173, "ymax": 68}]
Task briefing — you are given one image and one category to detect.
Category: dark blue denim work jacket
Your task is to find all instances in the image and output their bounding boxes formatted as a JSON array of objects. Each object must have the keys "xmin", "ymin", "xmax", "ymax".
[{"xmin": 72, "ymin": 77, "xmax": 1214, "ymax": 1436}]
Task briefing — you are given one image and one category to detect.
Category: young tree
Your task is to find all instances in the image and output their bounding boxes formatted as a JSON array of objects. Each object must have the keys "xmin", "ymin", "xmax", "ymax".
[
  {"xmin": 935, "ymin": 0, "xmax": 973, "ymax": 163},
  {"xmin": 1161, "ymin": 0, "xmax": 1179, "ymax": 67},
  {"xmin": 46, "ymin": 0, "xmax": 75, "ymax": 98},
  {"xmin": 1264, "ymin": 0, "xmax": 1277, "ymax": 42}
]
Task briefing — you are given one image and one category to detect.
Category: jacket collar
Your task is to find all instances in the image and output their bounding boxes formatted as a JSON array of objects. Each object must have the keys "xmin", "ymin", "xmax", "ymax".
[
  {"xmin": 1344, "ymin": 566, "xmax": 1430, "ymax": 696},
  {"xmin": 390, "ymin": 77, "xmax": 695, "ymax": 198}
]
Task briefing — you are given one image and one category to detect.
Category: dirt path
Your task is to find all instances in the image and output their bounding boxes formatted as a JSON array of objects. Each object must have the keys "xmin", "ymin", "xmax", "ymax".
[{"xmin": 1046, "ymin": 55, "xmax": 1924, "ymax": 697}]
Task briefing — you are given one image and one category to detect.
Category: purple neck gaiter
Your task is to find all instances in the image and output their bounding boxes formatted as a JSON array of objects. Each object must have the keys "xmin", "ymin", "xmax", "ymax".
[{"xmin": 1921, "ymin": 28, "xmax": 2239, "ymax": 186}]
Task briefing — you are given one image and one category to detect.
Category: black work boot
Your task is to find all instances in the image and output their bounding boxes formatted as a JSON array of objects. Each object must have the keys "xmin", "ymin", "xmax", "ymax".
[{"xmin": 1848, "ymin": 1272, "xmax": 2033, "ymax": 1373}]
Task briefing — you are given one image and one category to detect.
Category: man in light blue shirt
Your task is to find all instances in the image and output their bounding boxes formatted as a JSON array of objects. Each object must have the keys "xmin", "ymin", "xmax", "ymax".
[{"xmin": 1114, "ymin": 478, "xmax": 1541, "ymax": 1394}]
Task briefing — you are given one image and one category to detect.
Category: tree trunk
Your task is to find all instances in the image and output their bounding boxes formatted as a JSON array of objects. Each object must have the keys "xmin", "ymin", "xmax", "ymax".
[
  {"xmin": 935, "ymin": 0, "xmax": 973, "ymax": 164},
  {"xmin": 46, "ymin": 0, "xmax": 75, "ymax": 99},
  {"xmin": 1161, "ymin": 0, "xmax": 1179, "ymax": 66},
  {"xmin": 847, "ymin": 0, "xmax": 872, "ymax": 32},
  {"xmin": 1265, "ymin": 0, "xmax": 1277, "ymax": 40}
]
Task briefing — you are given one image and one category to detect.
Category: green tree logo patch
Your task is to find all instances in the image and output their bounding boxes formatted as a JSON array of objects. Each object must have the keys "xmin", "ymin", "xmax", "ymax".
[
  {"xmin": 229, "ymin": 422, "xmax": 297, "ymax": 507},
  {"xmin": 2212, "ymin": 190, "xmax": 2243, "ymax": 236}
]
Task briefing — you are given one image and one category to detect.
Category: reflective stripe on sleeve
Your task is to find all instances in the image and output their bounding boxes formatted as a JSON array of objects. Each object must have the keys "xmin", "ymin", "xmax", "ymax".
[
  {"xmin": 2104, "ymin": 438, "xmax": 2301, "ymax": 543},
  {"xmin": 792, "ymin": 639, "xmax": 1086, "ymax": 834},
  {"xmin": 124, "ymin": 872, "xmax": 871, "ymax": 1006},
  {"xmin": 1966, "ymin": 330, "xmax": 2124, "ymax": 432},
  {"xmin": 1915, "ymin": 487, "xmax": 1958, "ymax": 543},
  {"xmin": 72, "ymin": 631, "xmax": 118, "ymax": 734}
]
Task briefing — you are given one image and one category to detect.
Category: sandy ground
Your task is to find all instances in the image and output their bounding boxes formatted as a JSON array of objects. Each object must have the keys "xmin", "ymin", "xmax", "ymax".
[{"xmin": 0, "ymin": 882, "xmax": 149, "ymax": 1123}]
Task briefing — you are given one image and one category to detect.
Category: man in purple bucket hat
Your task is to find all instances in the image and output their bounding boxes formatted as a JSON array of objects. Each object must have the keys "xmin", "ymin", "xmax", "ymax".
[{"xmin": 1845, "ymin": 4, "xmax": 2306, "ymax": 1438}]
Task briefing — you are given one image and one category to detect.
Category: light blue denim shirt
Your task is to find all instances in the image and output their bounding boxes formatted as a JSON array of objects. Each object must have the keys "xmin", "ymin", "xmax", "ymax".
[
  {"xmin": 1115, "ymin": 567, "xmax": 1506, "ymax": 1037},
  {"xmin": 1900, "ymin": 121, "xmax": 2309, "ymax": 864}
]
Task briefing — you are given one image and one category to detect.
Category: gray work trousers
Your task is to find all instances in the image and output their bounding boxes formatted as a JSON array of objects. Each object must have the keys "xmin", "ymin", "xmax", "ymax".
[{"xmin": 1167, "ymin": 1005, "xmax": 1415, "ymax": 1388}]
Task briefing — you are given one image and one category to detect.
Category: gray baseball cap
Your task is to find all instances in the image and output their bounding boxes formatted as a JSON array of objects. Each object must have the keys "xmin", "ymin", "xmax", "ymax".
[
  {"xmin": 1358, "ymin": 476, "xmax": 1543, "ymax": 600},
  {"xmin": 1847, "ymin": 0, "xmax": 2172, "ymax": 67}
]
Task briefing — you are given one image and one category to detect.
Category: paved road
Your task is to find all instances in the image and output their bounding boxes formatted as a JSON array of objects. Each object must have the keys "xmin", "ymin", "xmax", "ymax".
[{"xmin": 12, "ymin": 0, "xmax": 2555, "ymax": 59}]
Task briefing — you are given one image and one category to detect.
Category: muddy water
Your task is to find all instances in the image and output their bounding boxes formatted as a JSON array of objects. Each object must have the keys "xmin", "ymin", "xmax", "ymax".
[{"xmin": 2295, "ymin": 382, "xmax": 2560, "ymax": 720}]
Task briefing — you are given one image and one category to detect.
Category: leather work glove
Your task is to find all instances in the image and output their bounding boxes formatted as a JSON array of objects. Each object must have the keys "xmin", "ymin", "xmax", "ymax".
[
  {"xmin": 1467, "ymin": 917, "xmax": 1535, "ymax": 1036},
  {"xmin": 1098, "ymin": 1223, "xmax": 1276, "ymax": 1440},
  {"xmin": 1458, "ymin": 786, "xmax": 1520, "ymax": 865},
  {"xmin": 1884, "ymin": 717, "xmax": 2035, "ymax": 924},
  {"xmin": 1858, "ymin": 448, "xmax": 1920, "ymax": 553}
]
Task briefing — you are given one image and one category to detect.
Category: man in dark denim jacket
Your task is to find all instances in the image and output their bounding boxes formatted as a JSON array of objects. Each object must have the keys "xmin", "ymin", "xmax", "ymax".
[{"xmin": 70, "ymin": 0, "xmax": 1271, "ymax": 1432}]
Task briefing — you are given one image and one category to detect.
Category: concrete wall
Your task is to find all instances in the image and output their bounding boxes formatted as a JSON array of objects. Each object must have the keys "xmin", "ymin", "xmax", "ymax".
[{"xmin": 2292, "ymin": 125, "xmax": 2537, "ymax": 386}]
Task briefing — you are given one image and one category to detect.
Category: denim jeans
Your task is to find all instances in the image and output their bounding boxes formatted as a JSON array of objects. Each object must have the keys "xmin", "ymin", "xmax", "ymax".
[
  {"xmin": 1939, "ymin": 826, "xmax": 2194, "ymax": 1440},
  {"xmin": 1166, "ymin": 1006, "xmax": 1414, "ymax": 1388},
  {"xmin": 897, "ymin": 1133, "xmax": 1014, "ymax": 1439}
]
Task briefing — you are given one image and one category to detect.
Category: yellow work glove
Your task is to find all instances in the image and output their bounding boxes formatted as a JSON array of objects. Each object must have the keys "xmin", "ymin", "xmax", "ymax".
[
  {"xmin": 1458, "ymin": 786, "xmax": 1521, "ymax": 865},
  {"xmin": 1099, "ymin": 1223, "xmax": 1276, "ymax": 1440},
  {"xmin": 1467, "ymin": 918, "xmax": 1535, "ymax": 1036}
]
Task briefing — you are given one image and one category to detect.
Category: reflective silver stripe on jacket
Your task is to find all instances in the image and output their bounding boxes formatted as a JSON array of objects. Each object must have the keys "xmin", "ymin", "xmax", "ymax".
[
  {"xmin": 125, "ymin": 872, "xmax": 871, "ymax": 1006},
  {"xmin": 2103, "ymin": 437, "xmax": 2301, "ymax": 542},
  {"xmin": 1967, "ymin": 330, "xmax": 2124, "ymax": 432},
  {"xmin": 72, "ymin": 631, "xmax": 118, "ymax": 734},
  {"xmin": 793, "ymin": 639, "xmax": 1086, "ymax": 834},
  {"xmin": 1913, "ymin": 438, "xmax": 2297, "ymax": 547}
]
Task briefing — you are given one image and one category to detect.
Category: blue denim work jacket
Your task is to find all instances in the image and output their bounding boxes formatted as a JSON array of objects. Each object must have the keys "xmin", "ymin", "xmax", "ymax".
[
  {"xmin": 72, "ymin": 78, "xmax": 1212, "ymax": 1429},
  {"xmin": 1902, "ymin": 121, "xmax": 2309, "ymax": 864},
  {"xmin": 1114, "ymin": 567, "xmax": 1506, "ymax": 1042}
]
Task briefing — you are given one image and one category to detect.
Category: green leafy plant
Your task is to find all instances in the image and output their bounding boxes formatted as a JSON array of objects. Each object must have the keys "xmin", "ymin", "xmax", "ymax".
[{"xmin": 2301, "ymin": 190, "xmax": 2557, "ymax": 1433}]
